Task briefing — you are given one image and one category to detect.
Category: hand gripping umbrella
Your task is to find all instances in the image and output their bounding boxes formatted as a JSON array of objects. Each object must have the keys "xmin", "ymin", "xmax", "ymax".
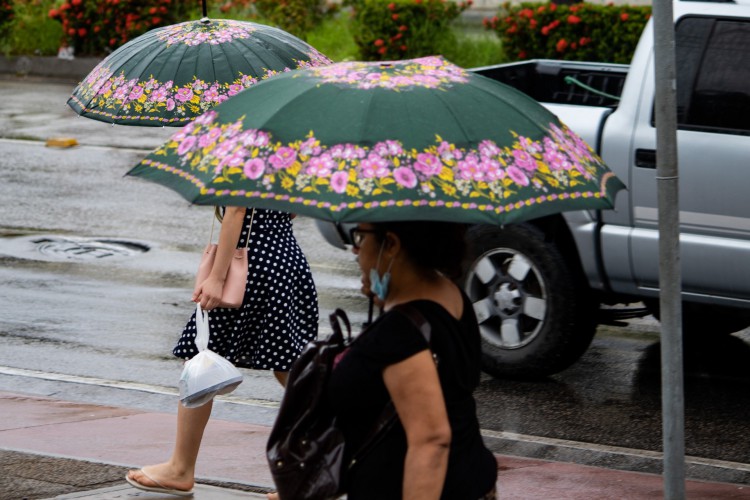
[
  {"xmin": 127, "ymin": 56, "xmax": 625, "ymax": 224},
  {"xmin": 68, "ymin": 14, "xmax": 331, "ymax": 127}
]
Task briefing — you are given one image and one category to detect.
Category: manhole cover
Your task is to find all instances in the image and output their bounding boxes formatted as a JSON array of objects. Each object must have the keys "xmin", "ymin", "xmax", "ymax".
[{"xmin": 33, "ymin": 237, "xmax": 149, "ymax": 260}]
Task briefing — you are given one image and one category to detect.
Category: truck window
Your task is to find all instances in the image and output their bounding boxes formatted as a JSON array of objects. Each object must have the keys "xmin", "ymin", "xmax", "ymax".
[{"xmin": 674, "ymin": 16, "xmax": 750, "ymax": 135}]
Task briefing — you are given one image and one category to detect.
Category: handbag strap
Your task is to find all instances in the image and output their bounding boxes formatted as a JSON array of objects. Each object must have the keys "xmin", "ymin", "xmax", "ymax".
[
  {"xmin": 349, "ymin": 303, "xmax": 435, "ymax": 468},
  {"xmin": 208, "ymin": 207, "xmax": 255, "ymax": 250}
]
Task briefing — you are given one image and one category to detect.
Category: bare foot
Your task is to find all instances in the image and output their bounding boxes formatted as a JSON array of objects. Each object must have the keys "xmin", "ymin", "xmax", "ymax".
[{"xmin": 126, "ymin": 463, "xmax": 194, "ymax": 494}]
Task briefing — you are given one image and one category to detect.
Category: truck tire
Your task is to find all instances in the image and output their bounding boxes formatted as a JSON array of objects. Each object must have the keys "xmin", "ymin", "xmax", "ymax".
[
  {"xmin": 463, "ymin": 224, "xmax": 597, "ymax": 379},
  {"xmin": 643, "ymin": 300, "xmax": 750, "ymax": 337}
]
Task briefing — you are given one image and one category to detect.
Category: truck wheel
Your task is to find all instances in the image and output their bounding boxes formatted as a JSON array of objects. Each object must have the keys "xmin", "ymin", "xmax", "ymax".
[
  {"xmin": 463, "ymin": 224, "xmax": 597, "ymax": 379},
  {"xmin": 643, "ymin": 300, "xmax": 750, "ymax": 336}
]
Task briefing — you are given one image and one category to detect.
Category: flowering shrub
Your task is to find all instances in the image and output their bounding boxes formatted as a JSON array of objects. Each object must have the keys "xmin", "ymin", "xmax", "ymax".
[
  {"xmin": 351, "ymin": 0, "xmax": 471, "ymax": 61},
  {"xmin": 485, "ymin": 2, "xmax": 650, "ymax": 63},
  {"xmin": 250, "ymin": 0, "xmax": 338, "ymax": 39},
  {"xmin": 0, "ymin": 0, "xmax": 13, "ymax": 37},
  {"xmin": 48, "ymin": 0, "xmax": 192, "ymax": 56}
]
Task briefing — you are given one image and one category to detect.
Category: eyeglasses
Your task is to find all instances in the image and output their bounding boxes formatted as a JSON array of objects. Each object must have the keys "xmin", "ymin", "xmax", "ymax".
[{"xmin": 349, "ymin": 227, "xmax": 378, "ymax": 250}]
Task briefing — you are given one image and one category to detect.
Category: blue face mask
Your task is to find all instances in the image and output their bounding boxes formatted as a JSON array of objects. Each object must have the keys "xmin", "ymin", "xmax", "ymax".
[{"xmin": 369, "ymin": 241, "xmax": 394, "ymax": 302}]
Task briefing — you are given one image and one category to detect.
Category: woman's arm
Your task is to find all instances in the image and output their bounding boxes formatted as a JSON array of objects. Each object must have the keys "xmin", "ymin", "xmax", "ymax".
[
  {"xmin": 383, "ymin": 350, "xmax": 451, "ymax": 500},
  {"xmin": 193, "ymin": 206, "xmax": 246, "ymax": 310}
]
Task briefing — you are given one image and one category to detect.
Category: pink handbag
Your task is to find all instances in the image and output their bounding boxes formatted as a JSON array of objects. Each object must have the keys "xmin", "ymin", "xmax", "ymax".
[{"xmin": 193, "ymin": 209, "xmax": 254, "ymax": 309}]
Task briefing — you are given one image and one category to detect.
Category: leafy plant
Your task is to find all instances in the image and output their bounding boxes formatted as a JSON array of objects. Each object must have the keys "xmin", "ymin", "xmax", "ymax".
[
  {"xmin": 350, "ymin": 0, "xmax": 471, "ymax": 61},
  {"xmin": 48, "ymin": 0, "xmax": 193, "ymax": 56},
  {"xmin": 485, "ymin": 1, "xmax": 650, "ymax": 64},
  {"xmin": 250, "ymin": 0, "xmax": 338, "ymax": 39},
  {"xmin": 1, "ymin": 0, "xmax": 62, "ymax": 56}
]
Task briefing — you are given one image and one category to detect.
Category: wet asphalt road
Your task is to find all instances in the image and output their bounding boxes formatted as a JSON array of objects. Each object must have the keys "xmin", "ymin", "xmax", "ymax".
[{"xmin": 1, "ymin": 76, "xmax": 749, "ymax": 473}]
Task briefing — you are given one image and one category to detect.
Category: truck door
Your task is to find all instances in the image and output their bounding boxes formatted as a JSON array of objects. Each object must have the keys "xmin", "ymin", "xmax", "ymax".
[{"xmin": 629, "ymin": 15, "xmax": 750, "ymax": 302}]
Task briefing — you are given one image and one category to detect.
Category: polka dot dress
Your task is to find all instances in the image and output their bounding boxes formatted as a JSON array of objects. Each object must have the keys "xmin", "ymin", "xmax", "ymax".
[{"xmin": 173, "ymin": 208, "xmax": 319, "ymax": 371}]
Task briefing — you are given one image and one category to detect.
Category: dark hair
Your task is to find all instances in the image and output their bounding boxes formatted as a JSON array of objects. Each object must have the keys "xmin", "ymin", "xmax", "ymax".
[{"xmin": 372, "ymin": 221, "xmax": 468, "ymax": 279}]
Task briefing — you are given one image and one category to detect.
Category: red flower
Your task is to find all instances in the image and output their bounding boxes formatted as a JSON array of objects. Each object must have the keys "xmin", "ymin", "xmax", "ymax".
[
  {"xmin": 399, "ymin": 24, "xmax": 408, "ymax": 31},
  {"xmin": 415, "ymin": 0, "xmax": 422, "ymax": 3},
  {"xmin": 620, "ymin": 12, "xmax": 629, "ymax": 21},
  {"xmin": 556, "ymin": 38, "xmax": 568, "ymax": 52},
  {"xmin": 67, "ymin": 28, "xmax": 76, "ymax": 36},
  {"xmin": 388, "ymin": 2, "xmax": 396, "ymax": 10},
  {"xmin": 579, "ymin": 36, "xmax": 590, "ymax": 46},
  {"xmin": 506, "ymin": 24, "xmax": 517, "ymax": 34},
  {"xmin": 48, "ymin": 8, "xmax": 59, "ymax": 18},
  {"xmin": 549, "ymin": 3, "xmax": 557, "ymax": 11},
  {"xmin": 518, "ymin": 50, "xmax": 527, "ymax": 59},
  {"xmin": 392, "ymin": 13, "xmax": 399, "ymax": 20},
  {"xmin": 374, "ymin": 39, "xmax": 385, "ymax": 47},
  {"xmin": 149, "ymin": 7, "xmax": 157, "ymax": 14},
  {"xmin": 152, "ymin": 17, "xmax": 161, "ymax": 25},
  {"xmin": 529, "ymin": 19, "xmax": 537, "ymax": 28},
  {"xmin": 109, "ymin": 38, "xmax": 117, "ymax": 46},
  {"xmin": 537, "ymin": 5, "xmax": 545, "ymax": 13},
  {"xmin": 94, "ymin": 25, "xmax": 101, "ymax": 33},
  {"xmin": 71, "ymin": 0, "xmax": 82, "ymax": 5},
  {"xmin": 541, "ymin": 25, "xmax": 550, "ymax": 35},
  {"xmin": 400, "ymin": 44, "xmax": 407, "ymax": 51},
  {"xmin": 567, "ymin": 15, "xmax": 581, "ymax": 24},
  {"xmin": 378, "ymin": 47, "xmax": 387, "ymax": 55},
  {"xmin": 77, "ymin": 27, "xmax": 87, "ymax": 37}
]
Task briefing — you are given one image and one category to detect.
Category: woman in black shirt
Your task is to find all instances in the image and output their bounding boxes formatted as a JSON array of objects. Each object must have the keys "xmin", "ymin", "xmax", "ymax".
[{"xmin": 328, "ymin": 220, "xmax": 497, "ymax": 499}]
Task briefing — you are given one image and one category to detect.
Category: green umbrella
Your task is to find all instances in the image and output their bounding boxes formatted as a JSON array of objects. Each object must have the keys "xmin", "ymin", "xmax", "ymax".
[
  {"xmin": 127, "ymin": 56, "xmax": 625, "ymax": 224},
  {"xmin": 68, "ymin": 18, "xmax": 331, "ymax": 127}
]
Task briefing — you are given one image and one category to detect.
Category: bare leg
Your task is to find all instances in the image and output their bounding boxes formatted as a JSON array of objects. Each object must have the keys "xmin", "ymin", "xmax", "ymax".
[
  {"xmin": 127, "ymin": 400, "xmax": 213, "ymax": 492},
  {"xmin": 273, "ymin": 370, "xmax": 288, "ymax": 387}
]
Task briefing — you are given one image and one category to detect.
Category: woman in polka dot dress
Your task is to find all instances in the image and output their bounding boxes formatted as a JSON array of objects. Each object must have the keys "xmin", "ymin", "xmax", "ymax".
[{"xmin": 126, "ymin": 206, "xmax": 318, "ymax": 496}]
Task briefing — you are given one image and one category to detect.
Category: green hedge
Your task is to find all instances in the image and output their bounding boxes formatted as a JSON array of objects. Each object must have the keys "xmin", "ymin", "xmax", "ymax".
[
  {"xmin": 485, "ymin": 2, "xmax": 651, "ymax": 64},
  {"xmin": 350, "ymin": 0, "xmax": 470, "ymax": 61}
]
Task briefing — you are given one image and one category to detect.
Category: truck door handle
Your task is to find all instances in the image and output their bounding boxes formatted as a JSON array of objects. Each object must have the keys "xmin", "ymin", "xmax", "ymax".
[{"xmin": 635, "ymin": 149, "xmax": 656, "ymax": 169}]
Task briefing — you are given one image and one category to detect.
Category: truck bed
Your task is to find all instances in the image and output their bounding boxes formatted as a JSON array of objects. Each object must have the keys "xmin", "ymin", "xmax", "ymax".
[{"xmin": 471, "ymin": 59, "xmax": 629, "ymax": 108}]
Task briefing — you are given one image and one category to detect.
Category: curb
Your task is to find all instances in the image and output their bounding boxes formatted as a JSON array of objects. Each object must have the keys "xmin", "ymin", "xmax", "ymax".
[{"xmin": 0, "ymin": 55, "xmax": 101, "ymax": 83}]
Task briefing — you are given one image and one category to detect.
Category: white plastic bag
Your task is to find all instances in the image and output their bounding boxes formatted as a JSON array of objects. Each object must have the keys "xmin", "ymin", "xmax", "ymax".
[{"xmin": 179, "ymin": 303, "xmax": 243, "ymax": 408}]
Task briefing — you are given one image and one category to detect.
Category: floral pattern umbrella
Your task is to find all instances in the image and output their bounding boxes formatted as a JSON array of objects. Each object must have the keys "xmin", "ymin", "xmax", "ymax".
[
  {"xmin": 68, "ymin": 18, "xmax": 331, "ymax": 127},
  {"xmin": 127, "ymin": 56, "xmax": 625, "ymax": 224}
]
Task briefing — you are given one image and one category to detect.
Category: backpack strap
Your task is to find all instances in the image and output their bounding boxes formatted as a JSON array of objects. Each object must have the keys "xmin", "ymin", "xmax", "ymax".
[{"xmin": 350, "ymin": 303, "xmax": 436, "ymax": 468}]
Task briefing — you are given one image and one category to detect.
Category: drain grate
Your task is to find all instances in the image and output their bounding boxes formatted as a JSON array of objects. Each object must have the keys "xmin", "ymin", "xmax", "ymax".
[{"xmin": 33, "ymin": 237, "xmax": 149, "ymax": 260}]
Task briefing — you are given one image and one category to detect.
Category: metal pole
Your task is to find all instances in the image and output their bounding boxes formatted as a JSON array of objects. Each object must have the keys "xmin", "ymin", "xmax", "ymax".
[{"xmin": 651, "ymin": 0, "xmax": 685, "ymax": 497}]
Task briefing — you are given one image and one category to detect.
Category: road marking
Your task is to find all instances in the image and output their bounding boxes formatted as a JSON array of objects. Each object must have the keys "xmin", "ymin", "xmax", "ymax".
[{"xmin": 0, "ymin": 365, "xmax": 280, "ymax": 408}]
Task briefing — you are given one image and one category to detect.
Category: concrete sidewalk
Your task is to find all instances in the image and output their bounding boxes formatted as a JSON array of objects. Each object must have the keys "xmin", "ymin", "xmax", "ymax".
[{"xmin": 1, "ymin": 392, "xmax": 748, "ymax": 499}]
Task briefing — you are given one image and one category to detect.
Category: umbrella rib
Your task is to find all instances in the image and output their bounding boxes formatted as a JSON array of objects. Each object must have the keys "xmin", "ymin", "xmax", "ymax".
[{"xmin": 428, "ymin": 88, "xmax": 474, "ymax": 145}]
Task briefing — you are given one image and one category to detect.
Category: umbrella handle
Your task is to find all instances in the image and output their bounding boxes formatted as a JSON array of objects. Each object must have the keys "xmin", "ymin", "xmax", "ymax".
[{"xmin": 202, "ymin": 0, "xmax": 207, "ymax": 18}]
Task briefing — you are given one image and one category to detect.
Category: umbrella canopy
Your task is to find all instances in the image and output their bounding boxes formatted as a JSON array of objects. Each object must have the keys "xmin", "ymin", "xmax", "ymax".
[
  {"xmin": 68, "ymin": 18, "xmax": 331, "ymax": 127},
  {"xmin": 127, "ymin": 56, "xmax": 625, "ymax": 224}
]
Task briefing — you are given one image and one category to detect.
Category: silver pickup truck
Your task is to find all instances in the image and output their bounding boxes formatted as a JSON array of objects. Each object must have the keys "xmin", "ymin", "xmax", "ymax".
[{"xmin": 318, "ymin": 0, "xmax": 750, "ymax": 378}]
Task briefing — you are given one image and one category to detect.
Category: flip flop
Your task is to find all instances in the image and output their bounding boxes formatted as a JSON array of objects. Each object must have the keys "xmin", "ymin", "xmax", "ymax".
[{"xmin": 125, "ymin": 469, "xmax": 194, "ymax": 497}]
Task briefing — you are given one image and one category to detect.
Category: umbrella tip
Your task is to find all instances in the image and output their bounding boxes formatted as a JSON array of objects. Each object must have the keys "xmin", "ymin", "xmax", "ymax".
[{"xmin": 199, "ymin": 16, "xmax": 210, "ymax": 24}]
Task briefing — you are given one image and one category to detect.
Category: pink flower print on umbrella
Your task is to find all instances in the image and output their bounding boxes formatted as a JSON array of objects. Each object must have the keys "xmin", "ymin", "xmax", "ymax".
[
  {"xmin": 150, "ymin": 87, "xmax": 169, "ymax": 102},
  {"xmin": 360, "ymin": 153, "xmax": 390, "ymax": 178},
  {"xmin": 269, "ymin": 147, "xmax": 298, "ymax": 170},
  {"xmin": 457, "ymin": 154, "xmax": 486, "ymax": 181},
  {"xmin": 198, "ymin": 127, "xmax": 223, "ymax": 148},
  {"xmin": 507, "ymin": 165, "xmax": 530, "ymax": 187},
  {"xmin": 512, "ymin": 148, "xmax": 538, "ymax": 172},
  {"xmin": 243, "ymin": 158, "xmax": 266, "ymax": 179},
  {"xmin": 228, "ymin": 84, "xmax": 245, "ymax": 97},
  {"xmin": 306, "ymin": 154, "xmax": 336, "ymax": 177},
  {"xmin": 414, "ymin": 153, "xmax": 442, "ymax": 177},
  {"xmin": 176, "ymin": 88, "xmax": 194, "ymax": 103},
  {"xmin": 394, "ymin": 167, "xmax": 418, "ymax": 188},
  {"xmin": 177, "ymin": 135, "xmax": 198, "ymax": 156},
  {"xmin": 374, "ymin": 140, "xmax": 403, "ymax": 157},
  {"xmin": 330, "ymin": 171, "xmax": 350, "ymax": 193}
]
